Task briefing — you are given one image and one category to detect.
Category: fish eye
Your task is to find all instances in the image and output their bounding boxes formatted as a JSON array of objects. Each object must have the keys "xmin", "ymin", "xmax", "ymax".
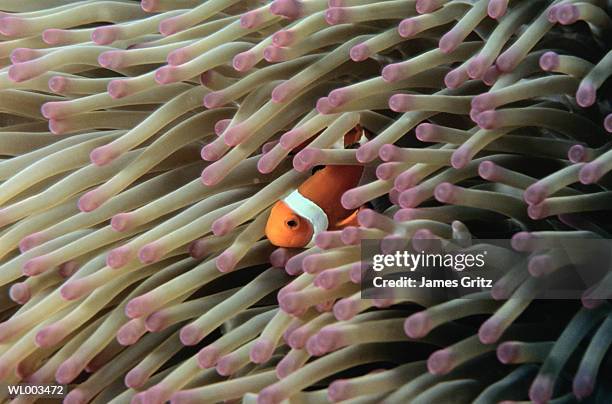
[{"xmin": 285, "ymin": 219, "xmax": 298, "ymax": 229}]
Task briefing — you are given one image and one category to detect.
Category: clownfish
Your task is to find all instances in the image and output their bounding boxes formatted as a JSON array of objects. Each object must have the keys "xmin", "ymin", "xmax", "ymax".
[{"xmin": 265, "ymin": 126, "xmax": 367, "ymax": 248}]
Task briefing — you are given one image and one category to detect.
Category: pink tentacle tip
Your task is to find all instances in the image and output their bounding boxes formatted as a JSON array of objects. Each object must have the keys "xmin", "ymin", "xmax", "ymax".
[
  {"xmin": 356, "ymin": 141, "xmax": 379, "ymax": 163},
  {"xmin": 60, "ymin": 281, "xmax": 85, "ymax": 301},
  {"xmin": 145, "ymin": 311, "xmax": 169, "ymax": 332},
  {"xmin": 327, "ymin": 380, "xmax": 350, "ymax": 402},
  {"xmin": 257, "ymin": 152, "xmax": 279, "ymax": 174},
  {"xmin": 332, "ymin": 299, "xmax": 357, "ymax": 320},
  {"xmin": 557, "ymin": 4, "xmax": 579, "ymax": 25},
  {"xmin": 200, "ymin": 164, "xmax": 225, "ymax": 186},
  {"xmin": 63, "ymin": 388, "xmax": 87, "ymax": 404},
  {"xmin": 48, "ymin": 76, "xmax": 69, "ymax": 93},
  {"xmin": 378, "ymin": 144, "xmax": 399, "ymax": 162},
  {"xmin": 450, "ymin": 147, "xmax": 471, "ymax": 169},
  {"xmin": 478, "ymin": 318, "xmax": 503, "ymax": 344},
  {"xmin": 314, "ymin": 232, "xmax": 340, "ymax": 250},
  {"xmin": 381, "ymin": 64, "xmax": 402, "ymax": 83},
  {"xmin": 376, "ymin": 163, "xmax": 396, "ymax": 180},
  {"xmin": 388, "ymin": 94, "xmax": 413, "ymax": 112},
  {"xmin": 487, "ymin": 0, "xmax": 508, "ymax": 19},
  {"xmin": 524, "ymin": 183, "xmax": 547, "ymax": 205},
  {"xmin": 434, "ymin": 182, "xmax": 459, "ymax": 204},
  {"xmin": 510, "ymin": 231, "xmax": 534, "ymax": 252},
  {"xmin": 233, "ymin": 51, "xmax": 257, "ymax": 72},
  {"xmin": 197, "ymin": 345, "xmax": 220, "ymax": 368},
  {"xmin": 0, "ymin": 16, "xmax": 26, "ymax": 37},
  {"xmin": 568, "ymin": 144, "xmax": 587, "ymax": 163},
  {"xmin": 573, "ymin": 372, "xmax": 595, "ymax": 400},
  {"xmin": 8, "ymin": 61, "xmax": 38, "ymax": 83},
  {"xmin": 180, "ymin": 324, "xmax": 203, "ymax": 346},
  {"xmin": 539, "ymin": 51, "xmax": 560, "ymax": 72},
  {"xmin": 107, "ymin": 79, "xmax": 130, "ymax": 99},
  {"xmin": 264, "ymin": 46, "xmax": 286, "ymax": 62},
  {"xmin": 349, "ymin": 262, "xmax": 362, "ymax": 283},
  {"xmin": 475, "ymin": 110, "xmax": 499, "ymax": 129},
  {"xmin": 398, "ymin": 18, "xmax": 419, "ymax": 38},
  {"xmin": 529, "ymin": 376, "xmax": 553, "ymax": 404},
  {"xmin": 576, "ymin": 81, "xmax": 596, "ymax": 108},
  {"xmin": 327, "ymin": 88, "xmax": 351, "ymax": 107},
  {"xmin": 444, "ymin": 67, "xmax": 468, "ymax": 89},
  {"xmin": 478, "ymin": 160, "xmax": 500, "ymax": 181},
  {"xmin": 340, "ymin": 189, "xmax": 361, "ymax": 210},
  {"xmin": 394, "ymin": 208, "xmax": 417, "ymax": 222},
  {"xmin": 55, "ymin": 359, "xmax": 80, "ymax": 384},
  {"xmin": 349, "ymin": 43, "xmax": 370, "ymax": 62},
  {"xmin": 240, "ymin": 10, "xmax": 265, "ymax": 29},
  {"xmin": 125, "ymin": 367, "xmax": 147, "ymax": 389},
  {"xmin": 138, "ymin": 242, "xmax": 164, "ymax": 264},
  {"xmin": 223, "ymin": 123, "xmax": 249, "ymax": 146},
  {"xmin": 19, "ymin": 232, "xmax": 47, "ymax": 253},
  {"xmin": 496, "ymin": 342, "xmax": 519, "ymax": 364},
  {"xmin": 42, "ymin": 29, "xmax": 69, "ymax": 45},
  {"xmin": 140, "ymin": 0, "xmax": 159, "ymax": 12},
  {"xmin": 270, "ymin": 0, "xmax": 303, "ymax": 19},
  {"xmin": 155, "ymin": 65, "xmax": 181, "ymax": 85},
  {"xmin": 272, "ymin": 81, "xmax": 294, "ymax": 103},
  {"xmin": 356, "ymin": 209, "xmax": 378, "ymax": 228},
  {"xmin": 579, "ymin": 162, "xmax": 604, "ymax": 184},
  {"xmin": 92, "ymin": 26, "xmax": 119, "ymax": 45},
  {"xmin": 250, "ymin": 338, "xmax": 275, "ymax": 364},
  {"xmin": 528, "ymin": 255, "xmax": 553, "ymax": 277},
  {"xmin": 159, "ymin": 15, "xmax": 184, "ymax": 36},
  {"xmin": 482, "ymin": 65, "xmax": 501, "ymax": 86},
  {"xmin": 471, "ymin": 93, "xmax": 494, "ymax": 112},
  {"xmin": 90, "ymin": 144, "xmax": 119, "ymax": 166},
  {"xmin": 106, "ymin": 245, "xmax": 133, "ymax": 269},
  {"xmin": 23, "ymin": 255, "xmax": 51, "ymax": 276},
  {"xmin": 10, "ymin": 47, "xmax": 39, "ymax": 64},
  {"xmin": 427, "ymin": 349, "xmax": 455, "ymax": 375},
  {"xmin": 111, "ymin": 212, "xmax": 135, "ymax": 232},
  {"xmin": 98, "ymin": 51, "xmax": 124, "ymax": 69},
  {"xmin": 604, "ymin": 114, "xmax": 612, "ymax": 133},
  {"xmin": 404, "ymin": 312, "xmax": 432, "ymax": 339},
  {"xmin": 416, "ymin": 0, "xmax": 439, "ymax": 14},
  {"xmin": 315, "ymin": 269, "xmax": 340, "ymax": 289},
  {"xmin": 547, "ymin": 4, "xmax": 560, "ymax": 23},
  {"xmin": 125, "ymin": 295, "xmax": 151, "ymax": 319},
  {"xmin": 398, "ymin": 187, "xmax": 425, "ymax": 208},
  {"xmin": 144, "ymin": 385, "xmax": 171, "ymax": 404},
  {"xmin": 467, "ymin": 55, "xmax": 489, "ymax": 79},
  {"xmin": 293, "ymin": 148, "xmax": 321, "ymax": 172},
  {"xmin": 77, "ymin": 189, "xmax": 103, "ymax": 212},
  {"xmin": 35, "ymin": 324, "xmax": 64, "ymax": 347},
  {"xmin": 204, "ymin": 92, "xmax": 227, "ymax": 109},
  {"xmin": 316, "ymin": 97, "xmax": 335, "ymax": 114},
  {"xmin": 527, "ymin": 203, "xmax": 549, "ymax": 220},
  {"xmin": 438, "ymin": 30, "xmax": 460, "ymax": 54},
  {"xmin": 257, "ymin": 386, "xmax": 284, "ymax": 404},
  {"xmin": 117, "ymin": 321, "xmax": 145, "ymax": 346},
  {"xmin": 216, "ymin": 251, "xmax": 237, "ymax": 273},
  {"xmin": 325, "ymin": 7, "xmax": 348, "ymax": 25},
  {"xmin": 9, "ymin": 283, "xmax": 30, "ymax": 304},
  {"xmin": 212, "ymin": 216, "xmax": 234, "ymax": 236},
  {"xmin": 167, "ymin": 48, "xmax": 191, "ymax": 66},
  {"xmin": 495, "ymin": 50, "xmax": 518, "ymax": 73},
  {"xmin": 279, "ymin": 292, "xmax": 304, "ymax": 314}
]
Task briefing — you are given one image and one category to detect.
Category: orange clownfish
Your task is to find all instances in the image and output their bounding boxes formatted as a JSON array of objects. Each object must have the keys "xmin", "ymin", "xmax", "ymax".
[{"xmin": 265, "ymin": 126, "xmax": 367, "ymax": 248}]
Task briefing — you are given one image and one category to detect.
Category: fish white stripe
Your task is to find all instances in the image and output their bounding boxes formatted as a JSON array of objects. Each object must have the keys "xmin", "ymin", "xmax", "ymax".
[{"xmin": 282, "ymin": 190, "xmax": 328, "ymax": 248}]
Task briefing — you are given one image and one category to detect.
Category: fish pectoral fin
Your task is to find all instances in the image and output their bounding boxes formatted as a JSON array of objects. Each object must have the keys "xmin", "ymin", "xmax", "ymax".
[{"xmin": 333, "ymin": 209, "xmax": 361, "ymax": 229}]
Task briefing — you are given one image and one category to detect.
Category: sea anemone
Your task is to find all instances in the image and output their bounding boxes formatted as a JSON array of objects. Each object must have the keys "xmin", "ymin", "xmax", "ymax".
[{"xmin": 0, "ymin": 0, "xmax": 610, "ymax": 403}]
